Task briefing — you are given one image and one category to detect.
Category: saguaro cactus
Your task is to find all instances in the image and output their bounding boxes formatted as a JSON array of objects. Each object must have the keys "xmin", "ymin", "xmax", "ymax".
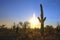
[{"xmin": 38, "ymin": 4, "xmax": 46, "ymax": 40}]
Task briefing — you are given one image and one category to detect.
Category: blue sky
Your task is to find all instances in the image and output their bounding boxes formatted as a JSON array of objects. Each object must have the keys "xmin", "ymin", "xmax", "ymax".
[{"xmin": 0, "ymin": 0, "xmax": 60, "ymax": 27}]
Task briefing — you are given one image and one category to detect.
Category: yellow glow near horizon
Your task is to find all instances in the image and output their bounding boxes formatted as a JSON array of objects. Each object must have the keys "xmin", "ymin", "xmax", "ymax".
[{"xmin": 28, "ymin": 13, "xmax": 40, "ymax": 29}]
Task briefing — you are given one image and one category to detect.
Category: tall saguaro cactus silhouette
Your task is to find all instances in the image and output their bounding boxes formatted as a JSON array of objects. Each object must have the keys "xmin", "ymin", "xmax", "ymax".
[{"xmin": 38, "ymin": 4, "xmax": 46, "ymax": 40}]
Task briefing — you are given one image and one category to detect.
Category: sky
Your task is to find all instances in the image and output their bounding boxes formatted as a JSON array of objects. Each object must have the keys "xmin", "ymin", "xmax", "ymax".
[{"xmin": 0, "ymin": 0, "xmax": 60, "ymax": 28}]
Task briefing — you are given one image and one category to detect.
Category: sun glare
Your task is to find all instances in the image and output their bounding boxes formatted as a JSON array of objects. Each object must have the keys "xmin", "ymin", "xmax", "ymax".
[{"xmin": 28, "ymin": 13, "xmax": 40, "ymax": 29}]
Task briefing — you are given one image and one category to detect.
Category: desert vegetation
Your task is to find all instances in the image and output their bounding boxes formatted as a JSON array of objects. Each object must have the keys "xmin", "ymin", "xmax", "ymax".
[{"xmin": 0, "ymin": 22, "xmax": 60, "ymax": 40}]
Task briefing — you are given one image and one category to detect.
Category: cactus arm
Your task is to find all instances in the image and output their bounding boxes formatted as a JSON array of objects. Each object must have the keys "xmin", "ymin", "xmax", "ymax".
[
  {"xmin": 38, "ymin": 17, "xmax": 41, "ymax": 22},
  {"xmin": 43, "ymin": 17, "xmax": 46, "ymax": 21}
]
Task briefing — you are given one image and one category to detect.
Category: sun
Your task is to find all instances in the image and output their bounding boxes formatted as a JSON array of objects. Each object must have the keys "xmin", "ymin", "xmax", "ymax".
[{"xmin": 28, "ymin": 13, "xmax": 40, "ymax": 29}]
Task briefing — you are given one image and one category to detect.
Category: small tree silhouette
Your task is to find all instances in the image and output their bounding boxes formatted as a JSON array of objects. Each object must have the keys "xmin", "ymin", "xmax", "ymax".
[{"xmin": 56, "ymin": 23, "xmax": 60, "ymax": 40}]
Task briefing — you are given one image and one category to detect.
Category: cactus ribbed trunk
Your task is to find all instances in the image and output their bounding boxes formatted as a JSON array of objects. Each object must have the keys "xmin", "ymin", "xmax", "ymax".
[{"xmin": 38, "ymin": 4, "xmax": 46, "ymax": 40}]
